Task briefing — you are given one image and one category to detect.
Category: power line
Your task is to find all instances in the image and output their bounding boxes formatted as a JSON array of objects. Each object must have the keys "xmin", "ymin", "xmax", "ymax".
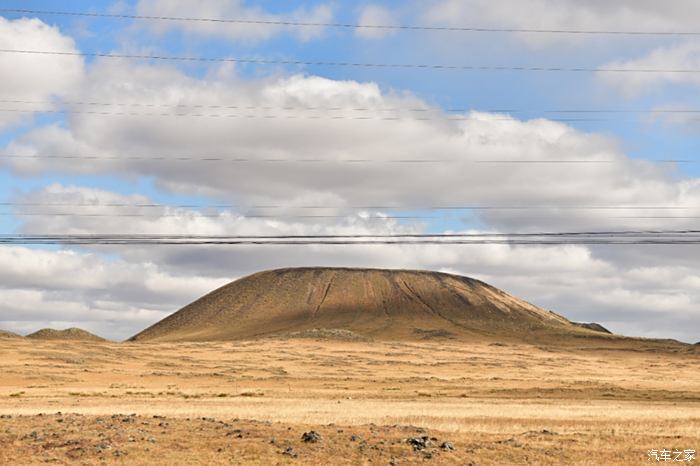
[
  {"xmin": 0, "ymin": 212, "xmax": 437, "ymax": 220},
  {"xmin": 3, "ymin": 213, "xmax": 698, "ymax": 222},
  {"xmin": 8, "ymin": 230, "xmax": 700, "ymax": 238},
  {"xmin": 2, "ymin": 208, "xmax": 698, "ymax": 222},
  {"xmin": 2, "ymin": 154, "xmax": 451, "ymax": 164},
  {"xmin": 2, "ymin": 8, "xmax": 700, "ymax": 37},
  {"xmin": 3, "ymin": 154, "xmax": 691, "ymax": 165},
  {"xmin": 0, "ymin": 107, "xmax": 622, "ymax": 123},
  {"xmin": 3, "ymin": 98, "xmax": 699, "ymax": 116},
  {"xmin": 2, "ymin": 49, "xmax": 699, "ymax": 74},
  {"xmin": 2, "ymin": 232, "xmax": 700, "ymax": 246},
  {"xmin": 0, "ymin": 202, "xmax": 696, "ymax": 211}
]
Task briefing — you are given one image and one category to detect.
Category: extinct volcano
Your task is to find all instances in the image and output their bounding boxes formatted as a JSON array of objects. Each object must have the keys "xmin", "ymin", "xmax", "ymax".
[{"xmin": 130, "ymin": 268, "xmax": 610, "ymax": 343}]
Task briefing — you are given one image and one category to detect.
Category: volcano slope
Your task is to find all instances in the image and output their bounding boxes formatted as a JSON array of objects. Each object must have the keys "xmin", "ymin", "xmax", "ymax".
[{"xmin": 131, "ymin": 267, "xmax": 609, "ymax": 344}]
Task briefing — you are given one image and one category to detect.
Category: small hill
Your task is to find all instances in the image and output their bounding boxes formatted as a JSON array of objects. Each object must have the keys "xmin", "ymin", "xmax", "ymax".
[
  {"xmin": 0, "ymin": 330, "xmax": 21, "ymax": 339},
  {"xmin": 130, "ymin": 267, "xmax": 618, "ymax": 343},
  {"xmin": 27, "ymin": 328, "xmax": 106, "ymax": 342}
]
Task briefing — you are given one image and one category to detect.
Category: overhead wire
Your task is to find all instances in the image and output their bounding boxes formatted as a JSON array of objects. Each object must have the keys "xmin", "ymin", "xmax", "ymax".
[
  {"xmin": 1, "ymin": 10, "xmax": 698, "ymax": 247},
  {"xmin": 2, "ymin": 8, "xmax": 700, "ymax": 37},
  {"xmin": 1, "ymin": 98, "xmax": 697, "ymax": 116},
  {"xmin": 0, "ymin": 202, "xmax": 696, "ymax": 211},
  {"xmin": 1, "ymin": 49, "xmax": 699, "ymax": 74},
  {"xmin": 0, "ymin": 107, "xmax": 623, "ymax": 123},
  {"xmin": 3, "ymin": 231, "xmax": 700, "ymax": 246},
  {"xmin": 2, "ymin": 153, "xmax": 692, "ymax": 165}
]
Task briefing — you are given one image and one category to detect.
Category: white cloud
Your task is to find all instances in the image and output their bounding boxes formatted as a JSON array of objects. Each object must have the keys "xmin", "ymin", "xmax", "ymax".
[
  {"xmin": 0, "ymin": 17, "xmax": 84, "ymax": 129},
  {"xmin": 423, "ymin": 0, "xmax": 700, "ymax": 47},
  {"xmin": 0, "ymin": 244, "xmax": 228, "ymax": 339},
  {"xmin": 599, "ymin": 41, "xmax": 700, "ymax": 96},
  {"xmin": 3, "ymin": 58, "xmax": 699, "ymax": 234},
  {"xmin": 135, "ymin": 0, "xmax": 333, "ymax": 43},
  {"xmin": 3, "ymin": 183, "xmax": 699, "ymax": 343},
  {"xmin": 2, "ymin": 40, "xmax": 700, "ymax": 343},
  {"xmin": 356, "ymin": 5, "xmax": 397, "ymax": 40}
]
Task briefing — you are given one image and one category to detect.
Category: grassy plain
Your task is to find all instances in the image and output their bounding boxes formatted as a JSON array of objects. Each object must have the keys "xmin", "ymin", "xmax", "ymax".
[{"xmin": 0, "ymin": 336, "xmax": 698, "ymax": 465}]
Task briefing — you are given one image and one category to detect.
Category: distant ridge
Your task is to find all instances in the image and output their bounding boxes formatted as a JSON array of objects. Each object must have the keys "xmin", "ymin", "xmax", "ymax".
[
  {"xmin": 130, "ymin": 267, "xmax": 617, "ymax": 343},
  {"xmin": 574, "ymin": 322, "xmax": 612, "ymax": 334},
  {"xmin": 0, "ymin": 330, "xmax": 21, "ymax": 339},
  {"xmin": 27, "ymin": 328, "xmax": 106, "ymax": 341}
]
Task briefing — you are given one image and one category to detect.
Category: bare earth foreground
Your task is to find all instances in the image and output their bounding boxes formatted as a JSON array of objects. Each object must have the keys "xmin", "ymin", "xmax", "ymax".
[{"xmin": 0, "ymin": 337, "xmax": 699, "ymax": 465}]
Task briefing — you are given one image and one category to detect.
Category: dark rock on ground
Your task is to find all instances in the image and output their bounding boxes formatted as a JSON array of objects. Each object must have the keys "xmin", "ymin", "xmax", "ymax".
[
  {"xmin": 407, "ymin": 436, "xmax": 431, "ymax": 451},
  {"xmin": 301, "ymin": 431, "xmax": 322, "ymax": 443}
]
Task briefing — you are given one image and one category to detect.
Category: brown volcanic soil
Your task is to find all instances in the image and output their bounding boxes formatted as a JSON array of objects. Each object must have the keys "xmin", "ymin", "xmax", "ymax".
[
  {"xmin": 131, "ymin": 267, "xmax": 611, "ymax": 343},
  {"xmin": 26, "ymin": 328, "xmax": 106, "ymax": 342}
]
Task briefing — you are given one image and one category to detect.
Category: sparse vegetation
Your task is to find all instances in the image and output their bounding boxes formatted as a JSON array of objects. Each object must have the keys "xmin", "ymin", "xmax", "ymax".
[{"xmin": 1, "ymin": 329, "xmax": 698, "ymax": 464}]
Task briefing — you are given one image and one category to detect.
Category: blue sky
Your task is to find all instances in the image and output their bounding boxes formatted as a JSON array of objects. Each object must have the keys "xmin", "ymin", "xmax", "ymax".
[
  {"xmin": 3, "ymin": 1, "xmax": 699, "ymax": 168},
  {"xmin": 2, "ymin": 1, "xmax": 700, "ymax": 341},
  {"xmin": 3, "ymin": 0, "xmax": 700, "ymax": 223}
]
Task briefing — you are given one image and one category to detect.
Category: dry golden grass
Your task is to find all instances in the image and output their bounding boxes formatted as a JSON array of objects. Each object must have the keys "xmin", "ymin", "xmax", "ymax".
[{"xmin": 0, "ymin": 337, "xmax": 698, "ymax": 465}]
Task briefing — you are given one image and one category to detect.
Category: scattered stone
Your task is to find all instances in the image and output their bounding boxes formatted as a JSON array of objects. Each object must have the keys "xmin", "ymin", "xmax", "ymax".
[
  {"xmin": 113, "ymin": 450, "xmax": 128, "ymax": 458},
  {"xmin": 94, "ymin": 442, "xmax": 112, "ymax": 453},
  {"xmin": 407, "ymin": 436, "xmax": 431, "ymax": 451},
  {"xmin": 497, "ymin": 438, "xmax": 523, "ymax": 448},
  {"xmin": 441, "ymin": 441, "xmax": 455, "ymax": 451},
  {"xmin": 350, "ymin": 434, "xmax": 362, "ymax": 442},
  {"xmin": 147, "ymin": 437, "xmax": 157, "ymax": 443},
  {"xmin": 281, "ymin": 447, "xmax": 298, "ymax": 458},
  {"xmin": 301, "ymin": 431, "xmax": 322, "ymax": 443}
]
